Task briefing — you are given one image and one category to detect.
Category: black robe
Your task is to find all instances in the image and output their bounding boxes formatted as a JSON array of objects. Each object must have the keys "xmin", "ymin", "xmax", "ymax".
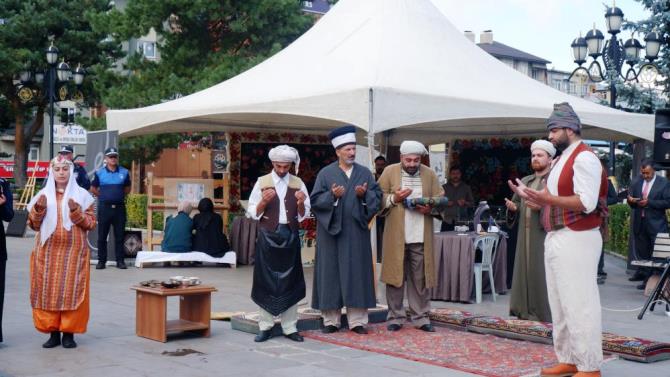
[
  {"xmin": 251, "ymin": 226, "xmax": 305, "ymax": 316},
  {"xmin": 310, "ymin": 162, "xmax": 382, "ymax": 310},
  {"xmin": 192, "ymin": 213, "xmax": 230, "ymax": 257},
  {"xmin": 0, "ymin": 179, "xmax": 14, "ymax": 342}
]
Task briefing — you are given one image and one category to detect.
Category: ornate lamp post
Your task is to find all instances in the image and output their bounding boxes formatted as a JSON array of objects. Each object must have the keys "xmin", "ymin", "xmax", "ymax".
[
  {"xmin": 568, "ymin": 2, "xmax": 660, "ymax": 175},
  {"xmin": 15, "ymin": 42, "xmax": 86, "ymax": 159}
]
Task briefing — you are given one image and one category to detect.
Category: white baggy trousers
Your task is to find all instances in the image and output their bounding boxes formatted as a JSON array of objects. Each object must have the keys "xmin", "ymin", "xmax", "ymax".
[{"xmin": 544, "ymin": 227, "xmax": 603, "ymax": 372}]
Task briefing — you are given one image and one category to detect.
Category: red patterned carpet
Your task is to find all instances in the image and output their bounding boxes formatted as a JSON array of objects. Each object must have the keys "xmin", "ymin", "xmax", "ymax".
[{"xmin": 304, "ymin": 323, "xmax": 561, "ymax": 377}]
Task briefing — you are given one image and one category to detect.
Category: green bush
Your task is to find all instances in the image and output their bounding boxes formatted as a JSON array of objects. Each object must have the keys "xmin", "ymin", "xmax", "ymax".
[
  {"xmin": 605, "ymin": 204, "xmax": 630, "ymax": 257},
  {"xmin": 125, "ymin": 194, "xmax": 163, "ymax": 231}
]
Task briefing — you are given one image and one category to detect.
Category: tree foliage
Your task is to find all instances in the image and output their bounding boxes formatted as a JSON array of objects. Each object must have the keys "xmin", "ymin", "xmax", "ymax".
[
  {"xmin": 0, "ymin": 0, "xmax": 122, "ymax": 185},
  {"xmin": 628, "ymin": 0, "xmax": 670, "ymax": 99},
  {"xmin": 94, "ymin": 0, "xmax": 313, "ymax": 166}
]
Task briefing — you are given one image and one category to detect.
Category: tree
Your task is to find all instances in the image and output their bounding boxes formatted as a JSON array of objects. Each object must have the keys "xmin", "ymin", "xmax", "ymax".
[
  {"xmin": 0, "ymin": 0, "xmax": 122, "ymax": 186},
  {"xmin": 92, "ymin": 0, "xmax": 313, "ymax": 169},
  {"xmin": 629, "ymin": 0, "xmax": 670, "ymax": 99}
]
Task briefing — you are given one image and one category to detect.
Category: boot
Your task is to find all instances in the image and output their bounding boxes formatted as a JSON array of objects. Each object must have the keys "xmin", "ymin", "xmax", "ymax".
[
  {"xmin": 540, "ymin": 363, "xmax": 578, "ymax": 377},
  {"xmin": 61, "ymin": 332, "xmax": 77, "ymax": 348},
  {"xmin": 42, "ymin": 331, "xmax": 61, "ymax": 348}
]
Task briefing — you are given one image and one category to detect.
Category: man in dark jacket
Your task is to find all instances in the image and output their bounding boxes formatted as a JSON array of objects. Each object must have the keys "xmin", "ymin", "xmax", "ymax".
[
  {"xmin": 0, "ymin": 178, "xmax": 14, "ymax": 342},
  {"xmin": 597, "ymin": 160, "xmax": 620, "ymax": 285},
  {"xmin": 627, "ymin": 158, "xmax": 670, "ymax": 289}
]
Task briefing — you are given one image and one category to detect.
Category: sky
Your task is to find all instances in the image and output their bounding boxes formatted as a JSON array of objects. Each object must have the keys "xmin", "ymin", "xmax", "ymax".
[{"xmin": 430, "ymin": 0, "xmax": 651, "ymax": 72}]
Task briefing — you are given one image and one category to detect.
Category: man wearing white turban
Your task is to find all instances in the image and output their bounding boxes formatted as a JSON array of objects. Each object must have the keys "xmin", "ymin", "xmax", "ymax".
[
  {"xmin": 378, "ymin": 141, "xmax": 443, "ymax": 332},
  {"xmin": 247, "ymin": 145, "xmax": 310, "ymax": 342},
  {"xmin": 505, "ymin": 139, "xmax": 554, "ymax": 323}
]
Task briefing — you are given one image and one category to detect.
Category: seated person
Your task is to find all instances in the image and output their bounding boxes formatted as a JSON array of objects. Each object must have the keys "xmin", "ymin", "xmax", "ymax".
[
  {"xmin": 161, "ymin": 201, "xmax": 193, "ymax": 252},
  {"xmin": 192, "ymin": 198, "xmax": 230, "ymax": 257}
]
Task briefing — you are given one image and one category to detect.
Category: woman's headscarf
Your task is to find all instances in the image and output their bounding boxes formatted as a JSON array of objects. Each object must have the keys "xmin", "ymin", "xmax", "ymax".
[
  {"xmin": 177, "ymin": 201, "xmax": 193, "ymax": 215},
  {"xmin": 27, "ymin": 156, "xmax": 95, "ymax": 245},
  {"xmin": 196, "ymin": 198, "xmax": 214, "ymax": 229}
]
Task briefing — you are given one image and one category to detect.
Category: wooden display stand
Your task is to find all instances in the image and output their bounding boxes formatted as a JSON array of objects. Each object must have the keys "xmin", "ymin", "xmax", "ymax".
[
  {"xmin": 145, "ymin": 173, "xmax": 230, "ymax": 250},
  {"xmin": 131, "ymin": 285, "xmax": 217, "ymax": 342}
]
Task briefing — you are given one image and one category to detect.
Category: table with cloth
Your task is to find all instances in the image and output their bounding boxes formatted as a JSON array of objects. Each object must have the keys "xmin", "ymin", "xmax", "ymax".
[{"xmin": 430, "ymin": 231, "xmax": 508, "ymax": 303}]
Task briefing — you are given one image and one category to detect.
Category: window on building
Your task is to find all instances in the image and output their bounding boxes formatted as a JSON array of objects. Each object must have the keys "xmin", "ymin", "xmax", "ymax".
[
  {"xmin": 29, "ymin": 146, "xmax": 39, "ymax": 161},
  {"xmin": 139, "ymin": 41, "xmax": 156, "ymax": 59}
]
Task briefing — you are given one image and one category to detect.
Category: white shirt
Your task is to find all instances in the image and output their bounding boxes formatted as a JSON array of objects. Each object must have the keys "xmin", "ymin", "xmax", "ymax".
[
  {"xmin": 546, "ymin": 141, "xmax": 602, "ymax": 215},
  {"xmin": 402, "ymin": 170, "xmax": 424, "ymax": 244},
  {"xmin": 247, "ymin": 170, "xmax": 311, "ymax": 223},
  {"xmin": 642, "ymin": 175, "xmax": 657, "ymax": 199}
]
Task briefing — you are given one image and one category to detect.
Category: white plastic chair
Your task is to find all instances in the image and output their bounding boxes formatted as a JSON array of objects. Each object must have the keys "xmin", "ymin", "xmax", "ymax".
[{"xmin": 473, "ymin": 234, "xmax": 499, "ymax": 303}]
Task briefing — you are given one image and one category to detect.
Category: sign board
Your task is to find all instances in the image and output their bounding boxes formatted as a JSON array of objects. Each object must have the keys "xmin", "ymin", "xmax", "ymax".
[
  {"xmin": 53, "ymin": 123, "xmax": 87, "ymax": 144},
  {"xmin": 429, "ymin": 151, "xmax": 446, "ymax": 184},
  {"xmin": 0, "ymin": 161, "xmax": 50, "ymax": 179}
]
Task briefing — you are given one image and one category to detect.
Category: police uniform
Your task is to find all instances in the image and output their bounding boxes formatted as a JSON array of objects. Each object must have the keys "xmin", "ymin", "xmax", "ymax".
[{"xmin": 91, "ymin": 148, "xmax": 130, "ymax": 268}]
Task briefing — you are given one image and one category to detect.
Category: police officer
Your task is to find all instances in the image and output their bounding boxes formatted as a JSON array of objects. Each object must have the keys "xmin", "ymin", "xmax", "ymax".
[
  {"xmin": 91, "ymin": 147, "xmax": 131, "ymax": 269},
  {"xmin": 58, "ymin": 145, "xmax": 91, "ymax": 190}
]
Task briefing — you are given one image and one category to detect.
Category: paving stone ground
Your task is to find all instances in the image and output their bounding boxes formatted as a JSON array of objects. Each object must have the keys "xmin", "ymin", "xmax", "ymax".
[{"xmin": 1, "ymin": 233, "xmax": 668, "ymax": 377}]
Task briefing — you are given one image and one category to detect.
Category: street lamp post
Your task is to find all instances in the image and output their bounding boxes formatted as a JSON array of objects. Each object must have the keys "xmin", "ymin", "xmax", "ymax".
[
  {"xmin": 16, "ymin": 42, "xmax": 85, "ymax": 160},
  {"xmin": 569, "ymin": 2, "xmax": 660, "ymax": 176}
]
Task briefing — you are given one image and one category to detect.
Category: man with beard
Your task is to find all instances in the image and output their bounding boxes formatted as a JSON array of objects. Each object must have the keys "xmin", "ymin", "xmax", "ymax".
[
  {"xmin": 377, "ymin": 141, "xmax": 443, "ymax": 332},
  {"xmin": 311, "ymin": 125, "xmax": 382, "ymax": 334},
  {"xmin": 247, "ymin": 145, "xmax": 310, "ymax": 342},
  {"xmin": 506, "ymin": 140, "xmax": 555, "ymax": 323},
  {"xmin": 440, "ymin": 166, "xmax": 474, "ymax": 231},
  {"xmin": 512, "ymin": 103, "xmax": 606, "ymax": 377}
]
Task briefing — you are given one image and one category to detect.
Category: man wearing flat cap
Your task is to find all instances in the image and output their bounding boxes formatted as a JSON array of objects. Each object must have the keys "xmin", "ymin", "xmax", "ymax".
[
  {"xmin": 90, "ymin": 147, "xmax": 131, "ymax": 270},
  {"xmin": 311, "ymin": 125, "xmax": 382, "ymax": 335},
  {"xmin": 511, "ymin": 103, "xmax": 606, "ymax": 377},
  {"xmin": 506, "ymin": 139, "xmax": 555, "ymax": 323},
  {"xmin": 377, "ymin": 140, "xmax": 443, "ymax": 332},
  {"xmin": 247, "ymin": 145, "xmax": 310, "ymax": 343}
]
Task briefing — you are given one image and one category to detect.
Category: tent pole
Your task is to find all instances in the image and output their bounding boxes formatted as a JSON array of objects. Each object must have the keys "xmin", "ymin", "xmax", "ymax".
[{"xmin": 367, "ymin": 88, "xmax": 380, "ymax": 300}]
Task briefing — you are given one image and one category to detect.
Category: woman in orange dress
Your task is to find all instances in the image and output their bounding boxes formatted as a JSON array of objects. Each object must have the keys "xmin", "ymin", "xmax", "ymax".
[{"xmin": 27, "ymin": 156, "xmax": 96, "ymax": 348}]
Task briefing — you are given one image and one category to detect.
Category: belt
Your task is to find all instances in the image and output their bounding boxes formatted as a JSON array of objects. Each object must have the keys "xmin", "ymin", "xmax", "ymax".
[{"xmin": 101, "ymin": 203, "xmax": 124, "ymax": 208}]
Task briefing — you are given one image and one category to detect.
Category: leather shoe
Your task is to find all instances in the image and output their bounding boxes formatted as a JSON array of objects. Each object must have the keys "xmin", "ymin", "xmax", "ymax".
[
  {"xmin": 285, "ymin": 332, "xmax": 304, "ymax": 342},
  {"xmin": 350, "ymin": 326, "xmax": 368, "ymax": 335},
  {"xmin": 636, "ymin": 283, "xmax": 646, "ymax": 290},
  {"xmin": 387, "ymin": 323, "xmax": 402, "ymax": 332},
  {"xmin": 321, "ymin": 325, "xmax": 339, "ymax": 334},
  {"xmin": 573, "ymin": 372, "xmax": 600, "ymax": 377},
  {"xmin": 254, "ymin": 330, "xmax": 273, "ymax": 342},
  {"xmin": 61, "ymin": 332, "xmax": 77, "ymax": 349},
  {"xmin": 629, "ymin": 273, "xmax": 645, "ymax": 282},
  {"xmin": 116, "ymin": 262, "xmax": 128, "ymax": 269},
  {"xmin": 540, "ymin": 363, "xmax": 578, "ymax": 377},
  {"xmin": 95, "ymin": 262, "xmax": 106, "ymax": 270},
  {"xmin": 42, "ymin": 331, "xmax": 61, "ymax": 348},
  {"xmin": 419, "ymin": 324, "xmax": 435, "ymax": 332}
]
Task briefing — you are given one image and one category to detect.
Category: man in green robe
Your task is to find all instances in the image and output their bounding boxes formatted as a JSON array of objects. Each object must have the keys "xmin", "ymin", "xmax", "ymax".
[{"xmin": 505, "ymin": 139, "xmax": 555, "ymax": 323}]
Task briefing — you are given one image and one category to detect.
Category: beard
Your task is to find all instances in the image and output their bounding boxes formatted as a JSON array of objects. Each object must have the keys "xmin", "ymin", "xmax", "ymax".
[
  {"xmin": 531, "ymin": 161, "xmax": 548, "ymax": 172},
  {"xmin": 342, "ymin": 158, "xmax": 355, "ymax": 166},
  {"xmin": 403, "ymin": 165, "xmax": 419, "ymax": 175}
]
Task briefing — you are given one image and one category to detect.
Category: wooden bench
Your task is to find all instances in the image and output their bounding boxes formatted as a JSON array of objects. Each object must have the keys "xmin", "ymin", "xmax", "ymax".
[{"xmin": 634, "ymin": 233, "xmax": 670, "ymax": 319}]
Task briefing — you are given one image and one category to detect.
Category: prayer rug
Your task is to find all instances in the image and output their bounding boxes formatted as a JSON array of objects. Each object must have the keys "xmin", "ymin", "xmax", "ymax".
[
  {"xmin": 466, "ymin": 316, "xmax": 553, "ymax": 345},
  {"xmin": 303, "ymin": 322, "xmax": 562, "ymax": 377},
  {"xmin": 602, "ymin": 332, "xmax": 670, "ymax": 363},
  {"xmin": 428, "ymin": 308, "xmax": 485, "ymax": 329}
]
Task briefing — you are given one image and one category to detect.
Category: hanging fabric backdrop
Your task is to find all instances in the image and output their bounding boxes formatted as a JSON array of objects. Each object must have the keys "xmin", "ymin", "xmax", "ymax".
[
  {"xmin": 450, "ymin": 138, "xmax": 535, "ymax": 206},
  {"xmin": 228, "ymin": 132, "xmax": 337, "ymax": 211}
]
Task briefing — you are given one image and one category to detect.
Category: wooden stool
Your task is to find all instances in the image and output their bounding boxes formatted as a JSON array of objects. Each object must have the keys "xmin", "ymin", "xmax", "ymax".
[{"xmin": 131, "ymin": 285, "xmax": 217, "ymax": 342}]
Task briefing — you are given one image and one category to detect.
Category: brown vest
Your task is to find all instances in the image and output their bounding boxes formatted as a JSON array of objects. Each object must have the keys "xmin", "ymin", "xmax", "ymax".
[{"xmin": 257, "ymin": 173, "xmax": 303, "ymax": 232}]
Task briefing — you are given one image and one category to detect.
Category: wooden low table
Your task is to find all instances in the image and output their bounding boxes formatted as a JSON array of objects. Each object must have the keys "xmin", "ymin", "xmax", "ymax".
[{"xmin": 131, "ymin": 285, "xmax": 217, "ymax": 342}]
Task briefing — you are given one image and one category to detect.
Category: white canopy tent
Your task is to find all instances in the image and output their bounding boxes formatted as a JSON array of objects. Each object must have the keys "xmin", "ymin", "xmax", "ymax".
[{"xmin": 106, "ymin": 0, "xmax": 653, "ymax": 143}]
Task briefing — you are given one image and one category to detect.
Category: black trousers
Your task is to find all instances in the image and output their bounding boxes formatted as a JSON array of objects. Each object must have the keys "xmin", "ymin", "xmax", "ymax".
[
  {"xmin": 97, "ymin": 204, "xmax": 127, "ymax": 263},
  {"xmin": 633, "ymin": 217, "xmax": 657, "ymax": 278},
  {"xmin": 0, "ymin": 259, "xmax": 4, "ymax": 342}
]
